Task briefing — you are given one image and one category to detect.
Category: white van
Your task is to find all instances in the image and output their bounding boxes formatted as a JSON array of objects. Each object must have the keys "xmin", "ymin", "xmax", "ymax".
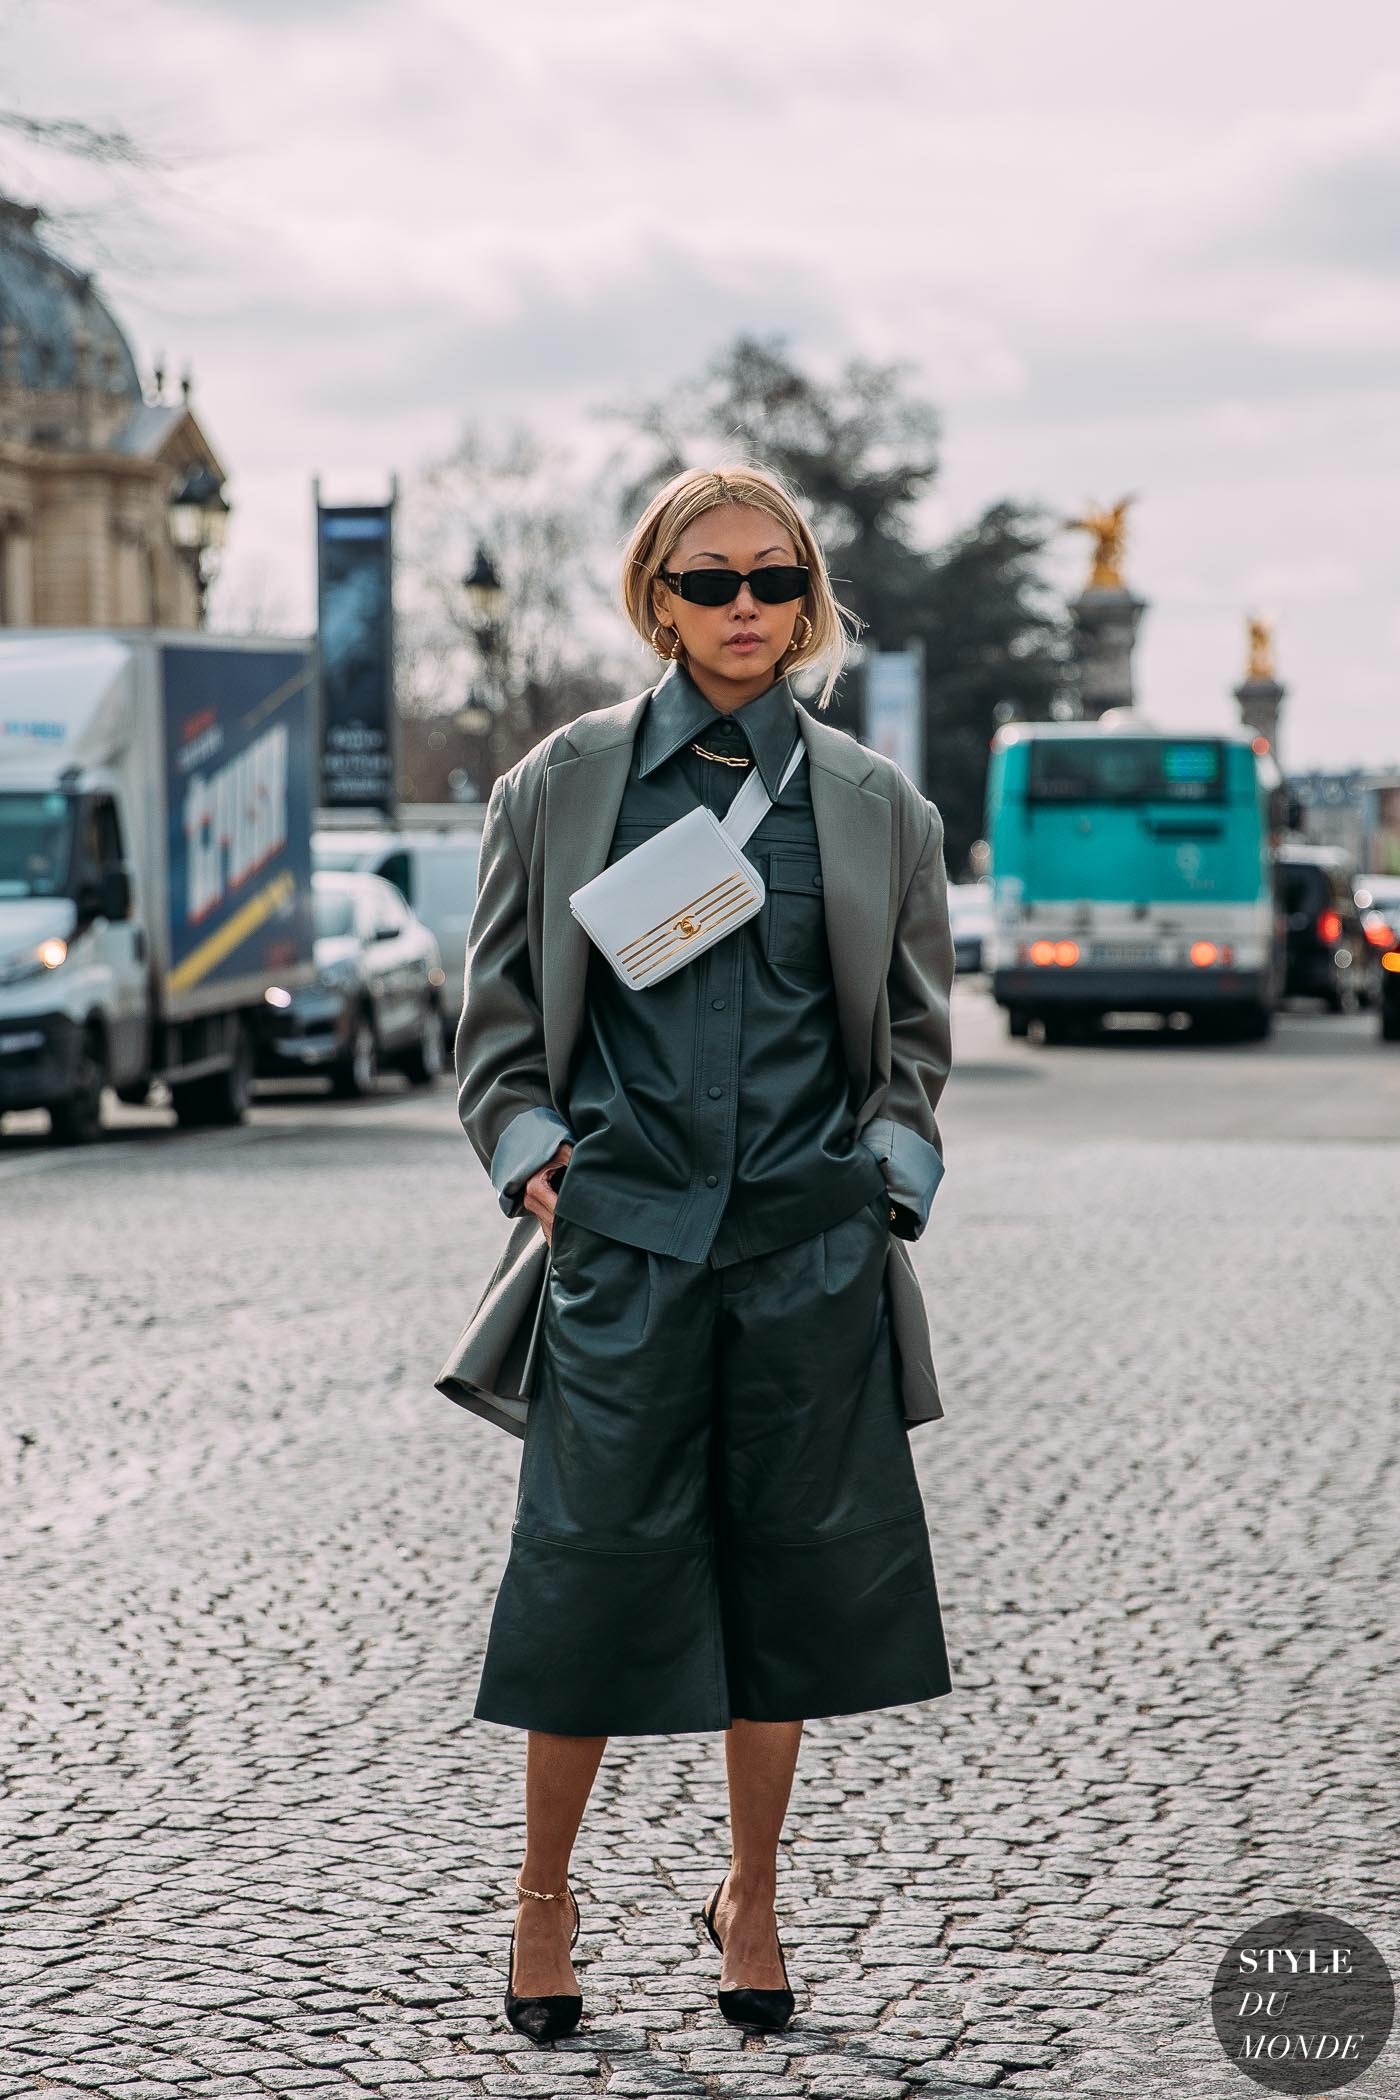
[{"xmin": 313, "ymin": 807, "xmax": 483, "ymax": 1032}]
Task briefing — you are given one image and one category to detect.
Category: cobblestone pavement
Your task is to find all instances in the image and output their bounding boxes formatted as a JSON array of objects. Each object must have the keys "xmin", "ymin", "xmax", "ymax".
[{"xmin": 4, "ymin": 984, "xmax": 1397, "ymax": 2099}]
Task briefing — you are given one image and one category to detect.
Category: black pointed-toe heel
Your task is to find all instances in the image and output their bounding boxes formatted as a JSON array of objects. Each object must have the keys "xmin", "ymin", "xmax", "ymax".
[
  {"xmin": 504, "ymin": 1880, "xmax": 582, "ymax": 2045},
  {"xmin": 698, "ymin": 1874, "xmax": 796, "ymax": 2033}
]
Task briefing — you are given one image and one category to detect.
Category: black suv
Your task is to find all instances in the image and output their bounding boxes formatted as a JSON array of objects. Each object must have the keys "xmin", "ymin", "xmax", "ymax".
[{"xmin": 1274, "ymin": 845, "xmax": 1376, "ymax": 1012}]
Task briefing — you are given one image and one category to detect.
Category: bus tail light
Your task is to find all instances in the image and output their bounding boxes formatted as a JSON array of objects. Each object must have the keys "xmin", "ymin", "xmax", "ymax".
[
  {"xmin": 1189, "ymin": 941, "xmax": 1235, "ymax": 967},
  {"xmin": 1317, "ymin": 909, "xmax": 1342, "ymax": 944},
  {"xmin": 1027, "ymin": 940, "xmax": 1080, "ymax": 966}
]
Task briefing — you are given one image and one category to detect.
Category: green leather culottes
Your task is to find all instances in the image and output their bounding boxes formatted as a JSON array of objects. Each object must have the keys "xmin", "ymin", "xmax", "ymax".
[{"xmin": 473, "ymin": 1190, "xmax": 952, "ymax": 1736}]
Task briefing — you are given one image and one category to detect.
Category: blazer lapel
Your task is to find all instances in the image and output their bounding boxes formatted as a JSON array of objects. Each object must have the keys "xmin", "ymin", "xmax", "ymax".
[
  {"xmin": 540, "ymin": 693, "xmax": 649, "ymax": 1098},
  {"xmin": 799, "ymin": 710, "xmax": 894, "ymax": 1098}
]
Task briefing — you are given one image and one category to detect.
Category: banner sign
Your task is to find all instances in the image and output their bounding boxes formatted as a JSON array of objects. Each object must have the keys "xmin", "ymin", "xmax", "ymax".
[
  {"xmin": 864, "ymin": 645, "xmax": 924, "ymax": 787},
  {"xmin": 316, "ymin": 499, "xmax": 396, "ymax": 811}
]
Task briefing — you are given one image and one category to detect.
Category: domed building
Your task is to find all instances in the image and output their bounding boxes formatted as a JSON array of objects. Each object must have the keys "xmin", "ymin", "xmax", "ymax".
[{"xmin": 0, "ymin": 195, "xmax": 229, "ymax": 628}]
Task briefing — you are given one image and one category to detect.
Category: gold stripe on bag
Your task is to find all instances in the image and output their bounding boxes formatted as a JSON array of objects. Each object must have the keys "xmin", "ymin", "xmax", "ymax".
[
  {"xmin": 619, "ymin": 880, "xmax": 756, "ymax": 970},
  {"xmin": 626, "ymin": 893, "xmax": 763, "ymax": 981},
  {"xmin": 617, "ymin": 873, "xmax": 755, "ymax": 961}
]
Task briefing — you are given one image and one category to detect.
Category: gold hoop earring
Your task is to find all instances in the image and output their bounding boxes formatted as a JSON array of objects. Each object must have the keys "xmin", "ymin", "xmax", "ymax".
[
  {"xmin": 650, "ymin": 621, "xmax": 682, "ymax": 661},
  {"xmin": 784, "ymin": 613, "xmax": 813, "ymax": 658}
]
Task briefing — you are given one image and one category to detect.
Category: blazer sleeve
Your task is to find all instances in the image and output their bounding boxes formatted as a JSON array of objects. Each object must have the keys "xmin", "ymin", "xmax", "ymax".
[
  {"xmin": 861, "ymin": 799, "xmax": 955, "ymax": 1241},
  {"xmin": 454, "ymin": 774, "xmax": 574, "ymax": 1218}
]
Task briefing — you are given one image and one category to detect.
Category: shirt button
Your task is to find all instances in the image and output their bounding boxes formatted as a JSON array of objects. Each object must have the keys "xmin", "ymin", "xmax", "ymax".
[
  {"xmin": 705, "ymin": 1173, "xmax": 719, "ymax": 1188},
  {"xmin": 812, "ymin": 873, "xmax": 823, "ymax": 889},
  {"xmin": 711, "ymin": 997, "xmax": 726, "ymax": 1010},
  {"xmin": 707, "ymin": 1085, "xmax": 723, "ymax": 1099}
]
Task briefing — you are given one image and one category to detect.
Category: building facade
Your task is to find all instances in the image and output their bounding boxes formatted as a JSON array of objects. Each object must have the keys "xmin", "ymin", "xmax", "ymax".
[{"xmin": 0, "ymin": 196, "xmax": 228, "ymax": 630}]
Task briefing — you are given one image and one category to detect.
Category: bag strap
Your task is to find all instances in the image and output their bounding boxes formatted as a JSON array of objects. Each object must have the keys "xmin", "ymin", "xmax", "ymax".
[{"xmin": 721, "ymin": 736, "xmax": 807, "ymax": 851}]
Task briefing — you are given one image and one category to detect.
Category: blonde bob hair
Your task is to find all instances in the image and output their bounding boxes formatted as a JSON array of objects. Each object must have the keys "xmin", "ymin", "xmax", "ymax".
[{"xmin": 620, "ymin": 461, "xmax": 859, "ymax": 713}]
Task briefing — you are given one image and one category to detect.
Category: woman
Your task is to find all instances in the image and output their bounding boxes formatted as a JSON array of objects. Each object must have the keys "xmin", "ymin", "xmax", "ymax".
[{"xmin": 451, "ymin": 462, "xmax": 956, "ymax": 2044}]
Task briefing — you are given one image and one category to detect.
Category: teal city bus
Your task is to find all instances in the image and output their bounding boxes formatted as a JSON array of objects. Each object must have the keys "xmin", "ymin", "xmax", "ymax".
[{"xmin": 983, "ymin": 713, "xmax": 1286, "ymax": 1041}]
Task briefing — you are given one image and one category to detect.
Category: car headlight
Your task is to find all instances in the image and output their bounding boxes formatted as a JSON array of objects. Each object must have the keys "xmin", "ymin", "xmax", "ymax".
[{"xmin": 0, "ymin": 937, "xmax": 67, "ymax": 987}]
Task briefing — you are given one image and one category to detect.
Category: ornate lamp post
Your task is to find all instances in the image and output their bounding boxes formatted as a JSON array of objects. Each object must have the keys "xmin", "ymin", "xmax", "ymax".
[
  {"xmin": 462, "ymin": 541, "xmax": 505, "ymax": 713},
  {"xmin": 452, "ymin": 542, "xmax": 507, "ymax": 792},
  {"xmin": 168, "ymin": 462, "xmax": 231, "ymax": 622}
]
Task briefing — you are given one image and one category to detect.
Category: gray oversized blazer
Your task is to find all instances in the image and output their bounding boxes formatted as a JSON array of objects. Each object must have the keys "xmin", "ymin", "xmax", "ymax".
[{"xmin": 436, "ymin": 678, "xmax": 956, "ymax": 1439}]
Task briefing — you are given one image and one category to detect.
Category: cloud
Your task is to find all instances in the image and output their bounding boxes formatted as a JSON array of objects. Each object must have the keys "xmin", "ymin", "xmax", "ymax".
[
  {"xmin": 972, "ymin": 317, "xmax": 1400, "ymax": 428},
  {"xmin": 3, "ymin": 0, "xmax": 1399, "ymax": 767},
  {"xmin": 142, "ymin": 237, "xmax": 846, "ymax": 435},
  {"xmin": 1204, "ymin": 140, "xmax": 1400, "ymax": 275}
]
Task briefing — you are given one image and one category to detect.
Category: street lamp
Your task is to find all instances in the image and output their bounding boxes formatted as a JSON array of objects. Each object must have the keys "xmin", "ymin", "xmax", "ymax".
[
  {"xmin": 168, "ymin": 462, "xmax": 231, "ymax": 620},
  {"xmin": 463, "ymin": 542, "xmax": 504, "ymax": 625},
  {"xmin": 462, "ymin": 541, "xmax": 506, "ymax": 713}
]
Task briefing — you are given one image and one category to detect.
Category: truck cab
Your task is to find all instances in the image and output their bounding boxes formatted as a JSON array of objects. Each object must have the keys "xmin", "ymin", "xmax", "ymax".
[{"xmin": 0, "ymin": 742, "xmax": 149, "ymax": 1142}]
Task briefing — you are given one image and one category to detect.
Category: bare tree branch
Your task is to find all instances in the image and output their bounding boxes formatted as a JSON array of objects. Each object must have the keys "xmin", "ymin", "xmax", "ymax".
[{"xmin": 0, "ymin": 110, "xmax": 161, "ymax": 169}]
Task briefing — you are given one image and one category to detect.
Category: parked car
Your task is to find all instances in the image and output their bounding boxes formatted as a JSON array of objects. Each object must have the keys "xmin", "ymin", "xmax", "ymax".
[
  {"xmin": 1274, "ymin": 844, "xmax": 1377, "ymax": 1012},
  {"xmin": 947, "ymin": 879, "xmax": 992, "ymax": 974},
  {"xmin": 312, "ymin": 814, "xmax": 482, "ymax": 1041},
  {"xmin": 1361, "ymin": 875, "xmax": 1400, "ymax": 1043},
  {"xmin": 256, "ymin": 871, "xmax": 446, "ymax": 1096}
]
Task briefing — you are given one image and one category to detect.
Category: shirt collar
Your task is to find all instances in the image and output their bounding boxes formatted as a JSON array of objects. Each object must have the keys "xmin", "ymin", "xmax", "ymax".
[{"xmin": 639, "ymin": 658, "xmax": 801, "ymax": 802}]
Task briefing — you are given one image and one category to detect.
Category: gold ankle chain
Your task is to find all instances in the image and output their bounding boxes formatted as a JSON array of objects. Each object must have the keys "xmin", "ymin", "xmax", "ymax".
[{"xmin": 515, "ymin": 1873, "xmax": 570, "ymax": 1902}]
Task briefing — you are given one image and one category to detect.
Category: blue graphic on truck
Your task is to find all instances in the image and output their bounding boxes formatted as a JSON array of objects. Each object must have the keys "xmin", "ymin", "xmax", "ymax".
[{"xmin": 162, "ymin": 646, "xmax": 315, "ymax": 997}]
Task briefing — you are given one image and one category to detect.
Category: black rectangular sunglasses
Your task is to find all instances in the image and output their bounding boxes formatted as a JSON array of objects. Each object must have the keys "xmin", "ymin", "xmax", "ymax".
[{"xmin": 658, "ymin": 563, "xmax": 810, "ymax": 607}]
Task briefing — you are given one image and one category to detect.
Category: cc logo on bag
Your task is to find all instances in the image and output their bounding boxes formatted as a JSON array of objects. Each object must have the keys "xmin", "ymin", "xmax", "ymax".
[{"xmin": 676, "ymin": 915, "xmax": 700, "ymax": 938}]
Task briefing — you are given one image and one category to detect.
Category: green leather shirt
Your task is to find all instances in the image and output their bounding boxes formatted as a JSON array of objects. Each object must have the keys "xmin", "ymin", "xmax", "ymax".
[{"xmin": 550, "ymin": 659, "xmax": 885, "ymax": 1264}]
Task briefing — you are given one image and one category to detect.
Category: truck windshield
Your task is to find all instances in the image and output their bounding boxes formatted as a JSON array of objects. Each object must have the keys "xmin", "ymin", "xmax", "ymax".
[
  {"xmin": 1028, "ymin": 738, "xmax": 1225, "ymax": 805},
  {"xmin": 0, "ymin": 791, "xmax": 76, "ymax": 898}
]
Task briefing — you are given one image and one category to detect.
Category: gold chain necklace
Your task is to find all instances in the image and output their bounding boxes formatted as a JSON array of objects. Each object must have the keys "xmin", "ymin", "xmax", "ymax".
[{"xmin": 689, "ymin": 739, "xmax": 751, "ymax": 768}]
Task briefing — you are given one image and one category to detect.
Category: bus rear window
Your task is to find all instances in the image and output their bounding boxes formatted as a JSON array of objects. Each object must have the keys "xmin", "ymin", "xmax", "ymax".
[{"xmin": 1028, "ymin": 738, "xmax": 1225, "ymax": 805}]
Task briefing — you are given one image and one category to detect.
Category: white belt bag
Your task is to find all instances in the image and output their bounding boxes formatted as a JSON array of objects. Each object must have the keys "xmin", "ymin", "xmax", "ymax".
[{"xmin": 569, "ymin": 738, "xmax": 808, "ymax": 990}]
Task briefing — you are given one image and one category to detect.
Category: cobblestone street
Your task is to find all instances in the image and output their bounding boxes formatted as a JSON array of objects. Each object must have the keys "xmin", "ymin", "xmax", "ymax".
[{"xmin": 5, "ymin": 980, "xmax": 1397, "ymax": 2099}]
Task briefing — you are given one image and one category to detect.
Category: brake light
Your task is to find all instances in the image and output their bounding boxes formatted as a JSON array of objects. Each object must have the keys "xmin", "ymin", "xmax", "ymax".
[
  {"xmin": 1317, "ymin": 910, "xmax": 1342, "ymax": 944},
  {"xmin": 1027, "ymin": 939, "xmax": 1080, "ymax": 967},
  {"xmin": 1363, "ymin": 916, "xmax": 1396, "ymax": 950}
]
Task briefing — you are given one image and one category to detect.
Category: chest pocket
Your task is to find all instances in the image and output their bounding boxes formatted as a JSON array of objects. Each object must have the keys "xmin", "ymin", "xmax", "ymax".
[{"xmin": 763, "ymin": 851, "xmax": 828, "ymax": 973}]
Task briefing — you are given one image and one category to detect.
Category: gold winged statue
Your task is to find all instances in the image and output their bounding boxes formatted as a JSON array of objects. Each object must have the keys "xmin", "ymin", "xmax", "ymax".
[
  {"xmin": 1065, "ymin": 495, "xmax": 1136, "ymax": 591},
  {"xmin": 1246, "ymin": 613, "xmax": 1276, "ymax": 682}
]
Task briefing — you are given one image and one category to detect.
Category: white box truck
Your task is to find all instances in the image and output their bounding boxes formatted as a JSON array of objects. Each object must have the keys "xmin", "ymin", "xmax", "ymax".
[{"xmin": 0, "ymin": 629, "xmax": 317, "ymax": 1142}]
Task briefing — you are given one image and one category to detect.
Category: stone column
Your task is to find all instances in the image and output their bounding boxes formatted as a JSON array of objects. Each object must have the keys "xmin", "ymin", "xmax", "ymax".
[
  {"xmin": 1233, "ymin": 614, "xmax": 1286, "ymax": 764},
  {"xmin": 1070, "ymin": 584, "xmax": 1149, "ymax": 719},
  {"xmin": 1064, "ymin": 496, "xmax": 1148, "ymax": 719}
]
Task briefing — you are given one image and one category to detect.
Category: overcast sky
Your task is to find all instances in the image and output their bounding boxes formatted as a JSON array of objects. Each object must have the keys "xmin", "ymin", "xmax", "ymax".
[{"xmin": 7, "ymin": 0, "xmax": 1400, "ymax": 769}]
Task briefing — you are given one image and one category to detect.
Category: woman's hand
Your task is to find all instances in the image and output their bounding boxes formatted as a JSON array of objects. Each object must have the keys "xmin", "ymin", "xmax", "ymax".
[{"xmin": 523, "ymin": 1142, "xmax": 573, "ymax": 1245}]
